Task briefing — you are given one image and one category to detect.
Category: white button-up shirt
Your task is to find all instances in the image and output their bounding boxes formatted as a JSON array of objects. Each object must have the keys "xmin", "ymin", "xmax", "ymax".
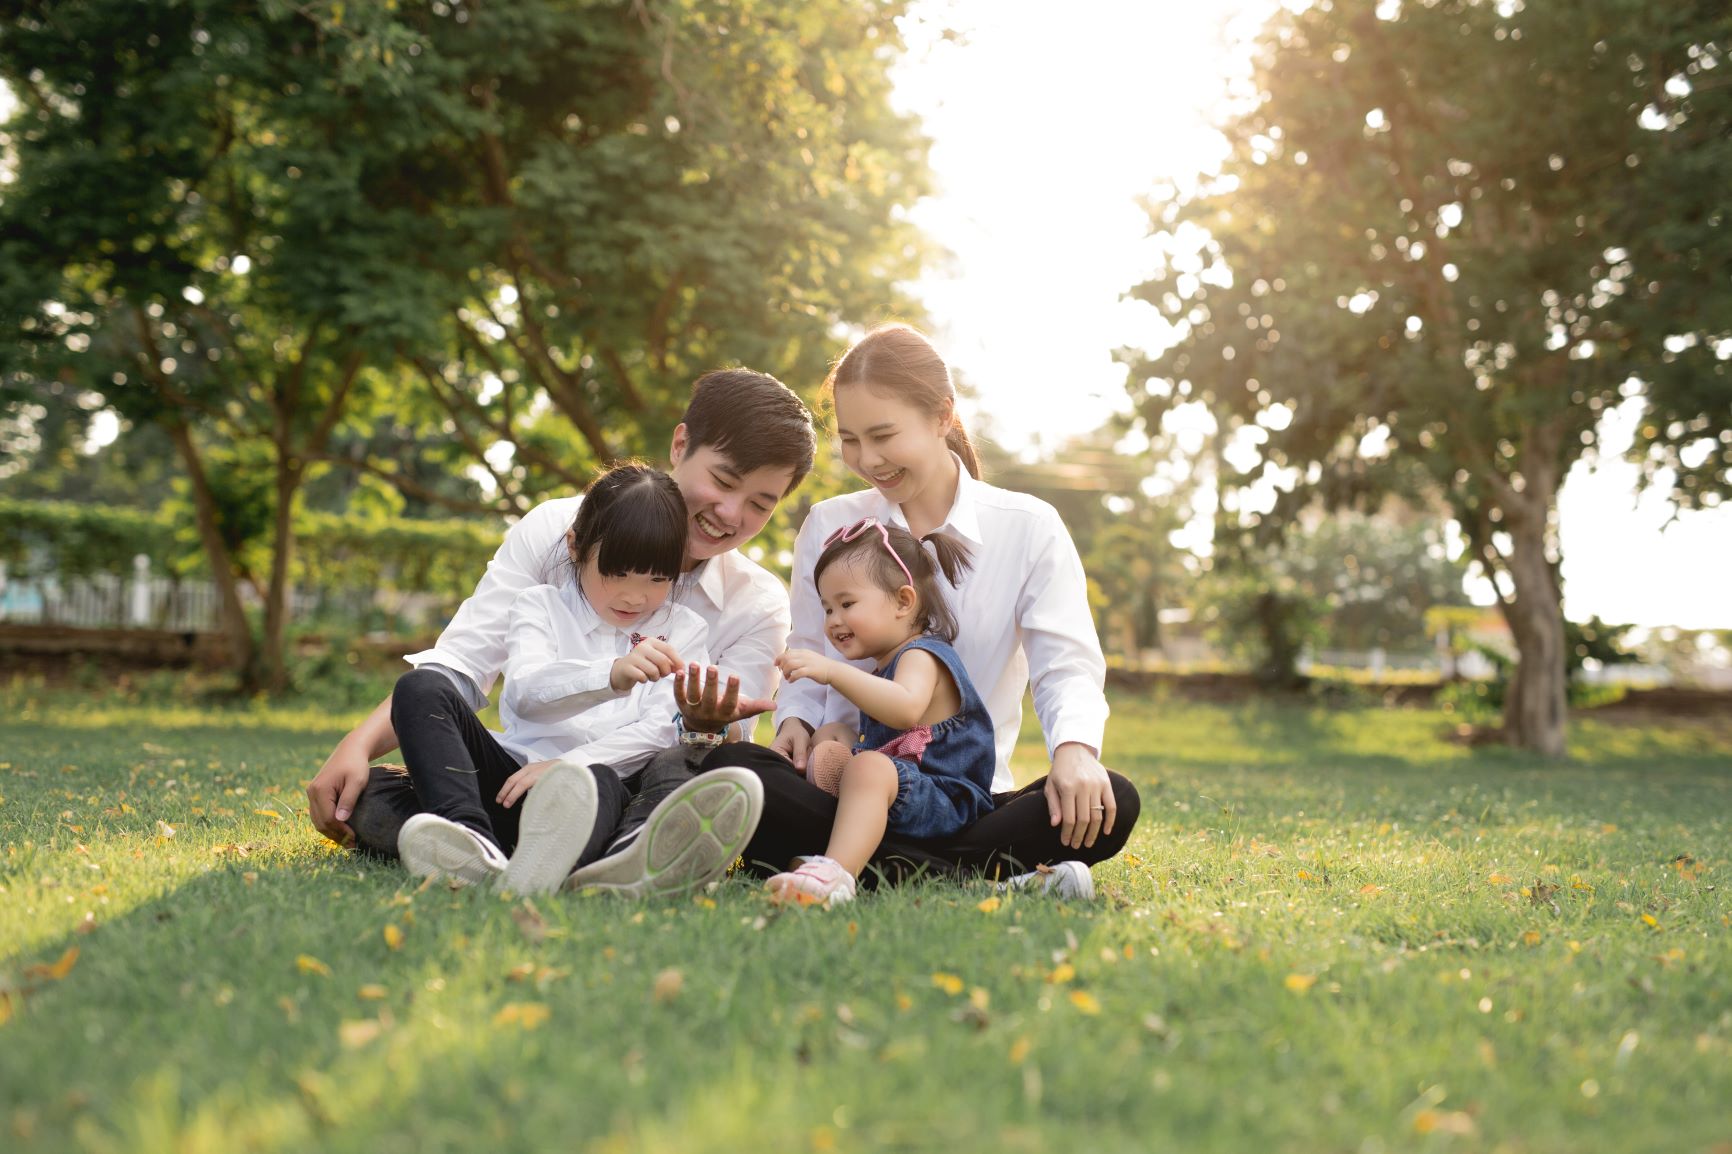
[
  {"xmin": 495, "ymin": 583, "xmax": 708, "ymax": 773},
  {"xmin": 774, "ymin": 457, "xmax": 1109, "ymax": 792},
  {"xmin": 406, "ymin": 496, "xmax": 789, "ymax": 738}
]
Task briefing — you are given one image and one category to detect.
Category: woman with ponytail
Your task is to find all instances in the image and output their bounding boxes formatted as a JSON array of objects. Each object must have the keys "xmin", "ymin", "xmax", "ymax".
[{"xmin": 707, "ymin": 324, "xmax": 1141, "ymax": 895}]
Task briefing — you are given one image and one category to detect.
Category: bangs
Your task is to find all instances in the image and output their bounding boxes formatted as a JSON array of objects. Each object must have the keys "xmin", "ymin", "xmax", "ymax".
[
  {"xmin": 572, "ymin": 463, "xmax": 688, "ymax": 581},
  {"xmin": 591, "ymin": 496, "xmax": 686, "ymax": 579}
]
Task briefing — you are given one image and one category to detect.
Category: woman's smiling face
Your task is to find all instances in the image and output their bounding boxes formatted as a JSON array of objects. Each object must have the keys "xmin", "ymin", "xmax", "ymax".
[{"xmin": 832, "ymin": 384, "xmax": 953, "ymax": 507}]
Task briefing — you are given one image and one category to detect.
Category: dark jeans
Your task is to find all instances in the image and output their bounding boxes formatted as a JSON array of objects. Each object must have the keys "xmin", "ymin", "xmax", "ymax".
[
  {"xmin": 351, "ymin": 670, "xmax": 705, "ymax": 864},
  {"xmin": 699, "ymin": 741, "xmax": 1142, "ymax": 887}
]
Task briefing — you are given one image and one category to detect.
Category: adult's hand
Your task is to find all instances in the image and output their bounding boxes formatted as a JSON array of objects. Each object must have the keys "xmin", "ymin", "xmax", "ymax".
[
  {"xmin": 770, "ymin": 718, "xmax": 813, "ymax": 770},
  {"xmin": 1044, "ymin": 741, "xmax": 1115, "ymax": 851},
  {"xmin": 307, "ymin": 750, "xmax": 370, "ymax": 847},
  {"xmin": 673, "ymin": 664, "xmax": 776, "ymax": 735}
]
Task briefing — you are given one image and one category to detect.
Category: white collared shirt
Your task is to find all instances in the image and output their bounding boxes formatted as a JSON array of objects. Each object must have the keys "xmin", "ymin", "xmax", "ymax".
[
  {"xmin": 773, "ymin": 456, "xmax": 1109, "ymax": 792},
  {"xmin": 496, "ymin": 583, "xmax": 708, "ymax": 773},
  {"xmin": 406, "ymin": 496, "xmax": 789, "ymax": 737}
]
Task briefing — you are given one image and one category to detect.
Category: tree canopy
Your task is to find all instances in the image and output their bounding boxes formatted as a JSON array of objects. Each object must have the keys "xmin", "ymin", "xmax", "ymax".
[
  {"xmin": 1, "ymin": 0, "xmax": 931, "ymax": 687},
  {"xmin": 1122, "ymin": 0, "xmax": 1732, "ymax": 753}
]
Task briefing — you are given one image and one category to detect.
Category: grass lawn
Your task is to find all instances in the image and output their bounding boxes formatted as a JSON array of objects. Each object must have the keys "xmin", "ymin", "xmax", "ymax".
[{"xmin": 2, "ymin": 675, "xmax": 1729, "ymax": 1154}]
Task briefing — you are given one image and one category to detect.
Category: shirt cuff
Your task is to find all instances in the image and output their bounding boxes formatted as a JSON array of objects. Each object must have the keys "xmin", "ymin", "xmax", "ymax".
[
  {"xmin": 1043, "ymin": 704, "xmax": 1109, "ymax": 760},
  {"xmin": 410, "ymin": 661, "xmax": 486, "ymax": 712}
]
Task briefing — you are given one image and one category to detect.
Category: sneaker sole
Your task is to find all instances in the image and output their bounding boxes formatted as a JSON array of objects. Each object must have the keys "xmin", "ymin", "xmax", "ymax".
[
  {"xmin": 500, "ymin": 761, "xmax": 599, "ymax": 895},
  {"xmin": 565, "ymin": 767, "xmax": 762, "ymax": 900},
  {"xmin": 398, "ymin": 814, "xmax": 503, "ymax": 887}
]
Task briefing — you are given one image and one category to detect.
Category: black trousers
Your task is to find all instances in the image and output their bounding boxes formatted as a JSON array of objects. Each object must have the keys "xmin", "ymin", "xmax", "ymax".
[
  {"xmin": 352, "ymin": 670, "xmax": 704, "ymax": 865},
  {"xmin": 698, "ymin": 741, "xmax": 1142, "ymax": 887}
]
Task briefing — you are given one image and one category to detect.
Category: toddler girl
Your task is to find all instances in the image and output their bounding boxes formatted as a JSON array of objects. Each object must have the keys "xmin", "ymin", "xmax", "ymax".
[{"xmin": 769, "ymin": 518, "xmax": 994, "ymax": 905}]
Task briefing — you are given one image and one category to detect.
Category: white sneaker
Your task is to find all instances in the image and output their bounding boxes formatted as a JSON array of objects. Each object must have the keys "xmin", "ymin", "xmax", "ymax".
[
  {"xmin": 1000, "ymin": 860, "xmax": 1095, "ymax": 901},
  {"xmin": 765, "ymin": 855, "xmax": 857, "ymax": 908},
  {"xmin": 565, "ymin": 767, "xmax": 763, "ymax": 900},
  {"xmin": 501, "ymin": 761, "xmax": 600, "ymax": 895},
  {"xmin": 398, "ymin": 814, "xmax": 507, "ymax": 887}
]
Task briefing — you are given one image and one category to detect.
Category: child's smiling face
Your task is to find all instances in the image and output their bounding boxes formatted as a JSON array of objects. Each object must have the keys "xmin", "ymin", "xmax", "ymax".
[
  {"xmin": 816, "ymin": 558, "xmax": 918, "ymax": 664},
  {"xmin": 576, "ymin": 552, "xmax": 674, "ymax": 630}
]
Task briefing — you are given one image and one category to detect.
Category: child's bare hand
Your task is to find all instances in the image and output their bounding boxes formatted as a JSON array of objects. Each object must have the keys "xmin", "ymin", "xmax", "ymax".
[
  {"xmin": 611, "ymin": 637, "xmax": 682, "ymax": 692},
  {"xmin": 776, "ymin": 648, "xmax": 836, "ymax": 686}
]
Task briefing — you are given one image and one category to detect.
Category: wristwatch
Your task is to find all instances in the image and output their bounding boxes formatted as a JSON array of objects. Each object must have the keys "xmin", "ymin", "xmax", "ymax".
[{"xmin": 675, "ymin": 712, "xmax": 728, "ymax": 749}]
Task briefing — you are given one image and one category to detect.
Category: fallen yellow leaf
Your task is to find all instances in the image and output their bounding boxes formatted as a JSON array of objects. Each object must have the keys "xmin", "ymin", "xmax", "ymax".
[
  {"xmin": 652, "ymin": 968, "xmax": 684, "ymax": 1004},
  {"xmin": 296, "ymin": 954, "xmax": 331, "ymax": 977},
  {"xmin": 895, "ymin": 992, "xmax": 913, "ymax": 1012},
  {"xmin": 1487, "ymin": 872, "xmax": 1513, "ymax": 885},
  {"xmin": 357, "ymin": 984, "xmax": 388, "ymax": 1001},
  {"xmin": 969, "ymin": 987, "xmax": 991, "ymax": 1011},
  {"xmin": 1284, "ymin": 973, "xmax": 1317, "ymax": 994},
  {"xmin": 1047, "ymin": 963, "xmax": 1076, "ymax": 985},
  {"xmin": 931, "ymin": 972, "xmax": 964, "ymax": 996},
  {"xmin": 383, "ymin": 924, "xmax": 404, "ymax": 951},
  {"xmin": 977, "ymin": 896, "xmax": 1002, "ymax": 913},
  {"xmin": 493, "ymin": 1002, "xmax": 550, "ymax": 1030},
  {"xmin": 1068, "ymin": 990, "xmax": 1102, "ymax": 1015},
  {"xmin": 1413, "ymin": 1109, "xmax": 1476, "ymax": 1136},
  {"xmin": 1522, "ymin": 930, "xmax": 1542, "ymax": 946},
  {"xmin": 338, "ymin": 1019, "xmax": 384, "ymax": 1049},
  {"xmin": 24, "ymin": 946, "xmax": 80, "ymax": 982},
  {"xmin": 1008, "ymin": 1036, "xmax": 1031, "ymax": 1064}
]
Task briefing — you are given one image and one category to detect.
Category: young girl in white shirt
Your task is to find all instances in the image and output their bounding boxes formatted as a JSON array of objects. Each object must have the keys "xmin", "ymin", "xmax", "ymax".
[{"xmin": 394, "ymin": 464, "xmax": 708, "ymax": 894}]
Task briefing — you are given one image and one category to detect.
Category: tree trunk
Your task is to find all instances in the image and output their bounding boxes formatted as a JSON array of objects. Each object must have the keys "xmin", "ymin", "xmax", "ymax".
[
  {"xmin": 258, "ymin": 451, "xmax": 300, "ymax": 693},
  {"xmin": 166, "ymin": 419, "xmax": 258, "ymax": 683},
  {"xmin": 1497, "ymin": 489, "xmax": 1567, "ymax": 757}
]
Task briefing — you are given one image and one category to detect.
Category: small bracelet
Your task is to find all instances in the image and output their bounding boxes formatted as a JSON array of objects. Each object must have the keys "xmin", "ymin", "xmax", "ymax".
[{"xmin": 675, "ymin": 713, "xmax": 728, "ymax": 749}]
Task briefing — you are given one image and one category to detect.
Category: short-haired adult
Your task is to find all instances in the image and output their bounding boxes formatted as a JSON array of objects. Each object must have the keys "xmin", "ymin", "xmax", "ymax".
[{"xmin": 306, "ymin": 369, "xmax": 816, "ymax": 894}]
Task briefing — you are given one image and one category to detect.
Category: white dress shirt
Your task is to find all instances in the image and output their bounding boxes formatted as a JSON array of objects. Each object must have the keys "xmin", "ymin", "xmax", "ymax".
[
  {"xmin": 495, "ymin": 583, "xmax": 708, "ymax": 774},
  {"xmin": 774, "ymin": 456, "xmax": 1109, "ymax": 793},
  {"xmin": 406, "ymin": 496, "xmax": 789, "ymax": 737}
]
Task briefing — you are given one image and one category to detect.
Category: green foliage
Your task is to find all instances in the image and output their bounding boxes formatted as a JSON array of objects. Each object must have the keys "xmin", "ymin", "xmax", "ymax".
[
  {"xmin": 0, "ymin": 497, "xmax": 501, "ymax": 606},
  {"xmin": 0, "ymin": 0, "xmax": 931, "ymax": 683},
  {"xmin": 2, "ymin": 684, "xmax": 1729, "ymax": 1151},
  {"xmin": 0, "ymin": 498, "xmax": 178, "ymax": 579},
  {"xmin": 1201, "ymin": 510, "xmax": 1470, "ymax": 683},
  {"xmin": 982, "ymin": 428, "xmax": 1189, "ymax": 657},
  {"xmin": 1199, "ymin": 569, "xmax": 1325, "ymax": 687},
  {"xmin": 293, "ymin": 509, "xmax": 501, "ymax": 605},
  {"xmin": 1120, "ymin": 0, "xmax": 1732, "ymax": 749}
]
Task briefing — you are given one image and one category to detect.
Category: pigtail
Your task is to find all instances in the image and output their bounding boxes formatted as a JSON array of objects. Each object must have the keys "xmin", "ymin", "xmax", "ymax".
[{"xmin": 919, "ymin": 532, "xmax": 974, "ymax": 588}]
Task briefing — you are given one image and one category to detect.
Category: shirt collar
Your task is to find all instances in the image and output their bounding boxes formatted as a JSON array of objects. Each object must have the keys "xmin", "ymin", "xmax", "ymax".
[
  {"xmin": 560, "ymin": 579, "xmax": 607, "ymax": 637},
  {"xmin": 683, "ymin": 555, "xmax": 728, "ymax": 609},
  {"xmin": 881, "ymin": 452, "xmax": 984, "ymax": 548}
]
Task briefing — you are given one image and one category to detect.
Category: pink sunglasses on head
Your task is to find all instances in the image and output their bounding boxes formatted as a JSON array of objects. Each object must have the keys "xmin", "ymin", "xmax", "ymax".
[{"xmin": 823, "ymin": 517, "xmax": 914, "ymax": 588}]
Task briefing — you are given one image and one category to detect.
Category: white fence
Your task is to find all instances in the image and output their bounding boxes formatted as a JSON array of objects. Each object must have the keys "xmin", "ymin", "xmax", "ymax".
[{"xmin": 0, "ymin": 558, "xmax": 221, "ymax": 631}]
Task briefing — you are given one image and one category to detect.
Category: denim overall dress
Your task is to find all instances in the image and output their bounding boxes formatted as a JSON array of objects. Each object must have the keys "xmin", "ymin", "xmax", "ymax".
[{"xmin": 857, "ymin": 635, "xmax": 997, "ymax": 839}]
